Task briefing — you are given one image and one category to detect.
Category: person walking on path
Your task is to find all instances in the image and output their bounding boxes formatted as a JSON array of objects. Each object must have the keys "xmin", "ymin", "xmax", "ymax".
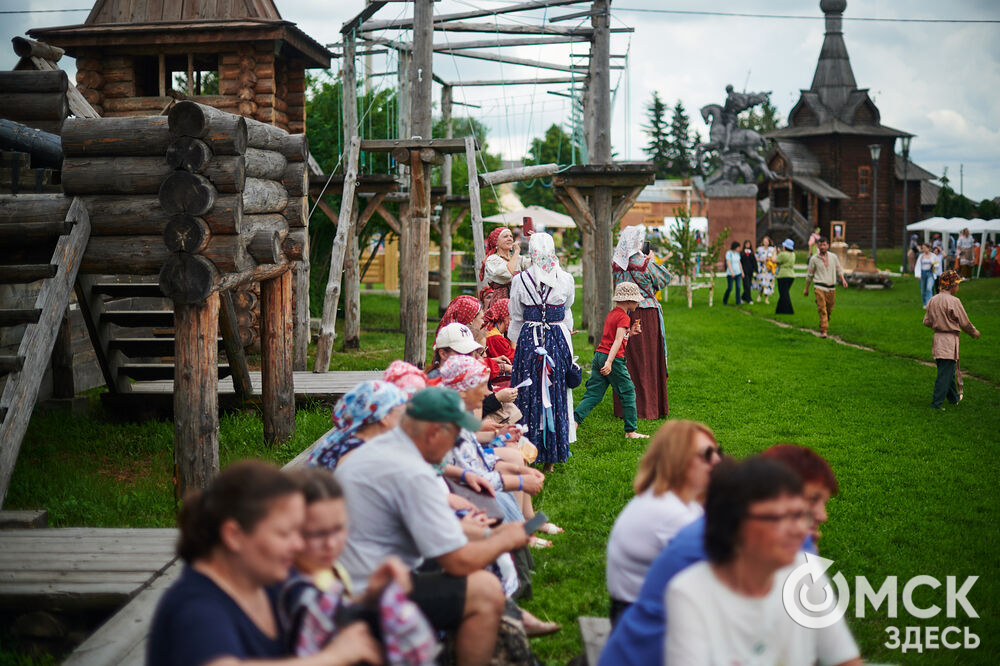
[
  {"xmin": 803, "ymin": 236, "xmax": 849, "ymax": 338},
  {"xmin": 722, "ymin": 241, "xmax": 743, "ymax": 305},
  {"xmin": 611, "ymin": 225, "xmax": 673, "ymax": 420},
  {"xmin": 753, "ymin": 236, "xmax": 776, "ymax": 304},
  {"xmin": 775, "ymin": 238, "xmax": 797, "ymax": 314},
  {"xmin": 923, "ymin": 270, "xmax": 980, "ymax": 410},
  {"xmin": 956, "ymin": 228, "xmax": 975, "ymax": 278},
  {"xmin": 509, "ymin": 232, "xmax": 577, "ymax": 469},
  {"xmin": 914, "ymin": 243, "xmax": 943, "ymax": 307},
  {"xmin": 739, "ymin": 240, "xmax": 756, "ymax": 304},
  {"xmin": 574, "ymin": 282, "xmax": 647, "ymax": 439}
]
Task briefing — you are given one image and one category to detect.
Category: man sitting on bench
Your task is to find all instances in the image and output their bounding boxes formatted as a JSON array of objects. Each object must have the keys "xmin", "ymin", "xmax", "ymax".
[{"xmin": 335, "ymin": 387, "xmax": 531, "ymax": 666}]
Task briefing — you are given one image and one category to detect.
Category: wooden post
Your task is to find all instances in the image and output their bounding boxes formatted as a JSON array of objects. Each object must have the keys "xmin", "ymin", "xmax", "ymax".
[
  {"xmin": 341, "ymin": 32, "xmax": 362, "ymax": 350},
  {"xmin": 588, "ymin": 0, "xmax": 613, "ymax": 343},
  {"xmin": 218, "ymin": 290, "xmax": 253, "ymax": 401},
  {"xmin": 173, "ymin": 291, "xmax": 220, "ymax": 501},
  {"xmin": 439, "ymin": 84, "xmax": 453, "ymax": 314},
  {"xmin": 465, "ymin": 136, "xmax": 486, "ymax": 294},
  {"xmin": 50, "ymin": 310, "xmax": 75, "ymax": 399},
  {"xmin": 261, "ymin": 270, "xmax": 295, "ymax": 444},
  {"xmin": 314, "ymin": 137, "xmax": 361, "ymax": 372}
]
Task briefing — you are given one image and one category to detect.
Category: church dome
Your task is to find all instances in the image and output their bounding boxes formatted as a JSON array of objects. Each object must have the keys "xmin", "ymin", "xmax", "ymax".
[{"xmin": 820, "ymin": 0, "xmax": 847, "ymax": 14}]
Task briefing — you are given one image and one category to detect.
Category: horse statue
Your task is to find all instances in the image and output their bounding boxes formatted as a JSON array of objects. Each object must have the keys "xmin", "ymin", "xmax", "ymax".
[{"xmin": 694, "ymin": 87, "xmax": 777, "ymax": 186}]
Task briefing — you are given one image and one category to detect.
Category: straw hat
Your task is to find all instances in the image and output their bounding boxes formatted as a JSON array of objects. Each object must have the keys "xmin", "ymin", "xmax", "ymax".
[{"xmin": 613, "ymin": 282, "xmax": 643, "ymax": 302}]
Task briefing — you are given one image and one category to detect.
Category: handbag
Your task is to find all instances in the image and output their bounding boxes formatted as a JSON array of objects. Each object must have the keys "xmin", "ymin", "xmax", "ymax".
[{"xmin": 565, "ymin": 362, "xmax": 583, "ymax": 389}]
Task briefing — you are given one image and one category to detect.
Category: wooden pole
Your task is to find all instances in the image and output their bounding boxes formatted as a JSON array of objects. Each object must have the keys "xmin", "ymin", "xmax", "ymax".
[
  {"xmin": 396, "ymin": 47, "xmax": 412, "ymax": 329},
  {"xmin": 341, "ymin": 32, "xmax": 363, "ymax": 351},
  {"xmin": 261, "ymin": 270, "xmax": 295, "ymax": 444},
  {"xmin": 480, "ymin": 163, "xmax": 558, "ymax": 186},
  {"xmin": 588, "ymin": 0, "xmax": 613, "ymax": 343},
  {"xmin": 465, "ymin": 136, "xmax": 486, "ymax": 295},
  {"xmin": 173, "ymin": 291, "xmax": 219, "ymax": 501},
  {"xmin": 218, "ymin": 290, "xmax": 253, "ymax": 402},
  {"xmin": 439, "ymin": 84, "xmax": 453, "ymax": 314},
  {"xmin": 314, "ymin": 137, "xmax": 361, "ymax": 372},
  {"xmin": 402, "ymin": 0, "xmax": 435, "ymax": 367}
]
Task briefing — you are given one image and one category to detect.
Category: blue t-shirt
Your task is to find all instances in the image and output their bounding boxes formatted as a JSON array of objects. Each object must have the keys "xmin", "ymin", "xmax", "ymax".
[
  {"xmin": 148, "ymin": 566, "xmax": 287, "ymax": 666},
  {"xmin": 598, "ymin": 517, "xmax": 816, "ymax": 666}
]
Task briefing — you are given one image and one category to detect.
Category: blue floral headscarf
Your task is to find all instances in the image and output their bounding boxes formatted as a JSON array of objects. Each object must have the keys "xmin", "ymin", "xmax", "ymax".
[{"xmin": 308, "ymin": 380, "xmax": 408, "ymax": 470}]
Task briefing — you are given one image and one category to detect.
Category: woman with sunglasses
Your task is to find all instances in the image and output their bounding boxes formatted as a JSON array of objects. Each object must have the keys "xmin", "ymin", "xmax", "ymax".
[
  {"xmin": 665, "ymin": 457, "xmax": 861, "ymax": 665},
  {"xmin": 605, "ymin": 420, "xmax": 721, "ymax": 625}
]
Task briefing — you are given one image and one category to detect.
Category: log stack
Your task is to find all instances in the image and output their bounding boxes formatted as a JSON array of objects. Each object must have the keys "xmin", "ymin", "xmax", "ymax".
[{"xmin": 0, "ymin": 71, "xmax": 70, "ymax": 135}]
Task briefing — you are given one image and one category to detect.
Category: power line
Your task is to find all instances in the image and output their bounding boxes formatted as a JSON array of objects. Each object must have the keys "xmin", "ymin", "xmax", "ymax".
[
  {"xmin": 612, "ymin": 7, "xmax": 1000, "ymax": 24},
  {"xmin": 0, "ymin": 8, "xmax": 89, "ymax": 14}
]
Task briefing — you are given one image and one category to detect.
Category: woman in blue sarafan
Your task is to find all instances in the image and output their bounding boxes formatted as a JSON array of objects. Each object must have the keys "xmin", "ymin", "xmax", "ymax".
[{"xmin": 509, "ymin": 232, "xmax": 577, "ymax": 470}]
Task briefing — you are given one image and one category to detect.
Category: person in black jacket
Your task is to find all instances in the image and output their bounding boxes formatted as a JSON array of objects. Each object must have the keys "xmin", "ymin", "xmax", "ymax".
[{"xmin": 739, "ymin": 240, "xmax": 756, "ymax": 304}]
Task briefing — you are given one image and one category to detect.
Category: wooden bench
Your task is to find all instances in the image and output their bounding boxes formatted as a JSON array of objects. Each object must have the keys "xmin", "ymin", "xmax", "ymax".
[{"xmin": 60, "ymin": 424, "xmax": 338, "ymax": 664}]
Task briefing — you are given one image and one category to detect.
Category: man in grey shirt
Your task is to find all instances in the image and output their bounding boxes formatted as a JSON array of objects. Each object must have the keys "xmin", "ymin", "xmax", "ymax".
[
  {"xmin": 804, "ymin": 236, "xmax": 849, "ymax": 338},
  {"xmin": 336, "ymin": 387, "xmax": 530, "ymax": 666}
]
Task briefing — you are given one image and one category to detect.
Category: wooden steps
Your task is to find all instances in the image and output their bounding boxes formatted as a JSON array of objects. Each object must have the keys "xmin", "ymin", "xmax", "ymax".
[
  {"xmin": 108, "ymin": 337, "xmax": 222, "ymax": 358},
  {"xmin": 118, "ymin": 362, "xmax": 232, "ymax": 382}
]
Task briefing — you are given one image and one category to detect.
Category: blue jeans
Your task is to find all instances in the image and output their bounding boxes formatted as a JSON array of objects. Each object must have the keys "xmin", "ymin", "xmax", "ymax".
[
  {"xmin": 723, "ymin": 275, "xmax": 741, "ymax": 304},
  {"xmin": 920, "ymin": 271, "xmax": 936, "ymax": 306}
]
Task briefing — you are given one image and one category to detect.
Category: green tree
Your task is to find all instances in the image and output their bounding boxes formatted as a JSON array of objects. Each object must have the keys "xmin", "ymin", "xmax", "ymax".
[
  {"xmin": 739, "ymin": 97, "xmax": 782, "ymax": 135},
  {"xmin": 933, "ymin": 172, "xmax": 976, "ymax": 218},
  {"xmin": 665, "ymin": 207, "xmax": 699, "ymax": 308},
  {"xmin": 514, "ymin": 123, "xmax": 572, "ymax": 213},
  {"xmin": 667, "ymin": 101, "xmax": 695, "ymax": 177},
  {"xmin": 977, "ymin": 198, "xmax": 1000, "ymax": 220},
  {"xmin": 642, "ymin": 91, "xmax": 671, "ymax": 178}
]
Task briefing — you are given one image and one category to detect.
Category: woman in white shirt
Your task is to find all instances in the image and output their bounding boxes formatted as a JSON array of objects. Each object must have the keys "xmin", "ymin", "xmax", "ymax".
[
  {"xmin": 480, "ymin": 227, "xmax": 530, "ymax": 307},
  {"xmin": 914, "ymin": 243, "xmax": 942, "ymax": 308},
  {"xmin": 665, "ymin": 457, "xmax": 862, "ymax": 666},
  {"xmin": 606, "ymin": 420, "xmax": 721, "ymax": 624}
]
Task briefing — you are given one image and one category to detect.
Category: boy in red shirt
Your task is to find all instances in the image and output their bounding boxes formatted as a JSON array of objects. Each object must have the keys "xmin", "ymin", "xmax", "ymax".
[{"xmin": 574, "ymin": 282, "xmax": 648, "ymax": 438}]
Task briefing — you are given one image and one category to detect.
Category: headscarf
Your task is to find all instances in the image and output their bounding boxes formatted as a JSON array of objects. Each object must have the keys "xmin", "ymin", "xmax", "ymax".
[
  {"xmin": 613, "ymin": 224, "xmax": 646, "ymax": 270},
  {"xmin": 482, "ymin": 298, "xmax": 510, "ymax": 330},
  {"xmin": 308, "ymin": 380, "xmax": 407, "ymax": 468},
  {"xmin": 527, "ymin": 232, "xmax": 561, "ymax": 289},
  {"xmin": 438, "ymin": 355, "xmax": 491, "ymax": 392},
  {"xmin": 939, "ymin": 269, "xmax": 963, "ymax": 291},
  {"xmin": 435, "ymin": 295, "xmax": 481, "ymax": 338},
  {"xmin": 479, "ymin": 227, "xmax": 507, "ymax": 281},
  {"xmin": 383, "ymin": 360, "xmax": 427, "ymax": 396},
  {"xmin": 782, "ymin": 238, "xmax": 795, "ymax": 250}
]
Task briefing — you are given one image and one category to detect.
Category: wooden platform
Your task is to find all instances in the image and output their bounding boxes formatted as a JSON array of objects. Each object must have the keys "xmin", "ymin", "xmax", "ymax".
[
  {"xmin": 101, "ymin": 370, "xmax": 382, "ymax": 419},
  {"xmin": 0, "ymin": 528, "xmax": 178, "ymax": 613}
]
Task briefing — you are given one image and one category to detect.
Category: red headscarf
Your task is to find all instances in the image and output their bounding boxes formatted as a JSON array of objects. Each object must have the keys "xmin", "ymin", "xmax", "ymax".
[
  {"xmin": 435, "ymin": 295, "xmax": 481, "ymax": 338},
  {"xmin": 479, "ymin": 227, "xmax": 506, "ymax": 281},
  {"xmin": 482, "ymin": 297, "xmax": 510, "ymax": 330}
]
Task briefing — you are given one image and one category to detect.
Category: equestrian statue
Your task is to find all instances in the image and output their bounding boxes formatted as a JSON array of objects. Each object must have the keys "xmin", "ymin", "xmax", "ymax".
[{"xmin": 695, "ymin": 84, "xmax": 777, "ymax": 186}]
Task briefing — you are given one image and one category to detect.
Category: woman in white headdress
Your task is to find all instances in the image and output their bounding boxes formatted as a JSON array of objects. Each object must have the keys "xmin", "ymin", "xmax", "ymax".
[
  {"xmin": 611, "ymin": 224, "xmax": 672, "ymax": 420},
  {"xmin": 509, "ymin": 233, "xmax": 577, "ymax": 469}
]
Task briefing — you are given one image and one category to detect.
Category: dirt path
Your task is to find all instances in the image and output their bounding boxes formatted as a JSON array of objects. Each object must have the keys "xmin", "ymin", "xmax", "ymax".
[{"xmin": 739, "ymin": 310, "xmax": 997, "ymax": 388}]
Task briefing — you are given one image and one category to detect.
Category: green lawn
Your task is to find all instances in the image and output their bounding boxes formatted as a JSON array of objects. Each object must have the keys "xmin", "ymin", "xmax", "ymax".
[{"xmin": 5, "ymin": 278, "xmax": 999, "ymax": 665}]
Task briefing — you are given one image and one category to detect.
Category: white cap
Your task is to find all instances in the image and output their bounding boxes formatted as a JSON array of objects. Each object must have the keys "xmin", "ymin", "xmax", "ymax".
[{"xmin": 433, "ymin": 323, "xmax": 483, "ymax": 354}]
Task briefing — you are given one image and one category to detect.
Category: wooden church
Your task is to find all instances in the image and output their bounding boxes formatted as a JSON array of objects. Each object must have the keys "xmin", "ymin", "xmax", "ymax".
[{"xmin": 759, "ymin": 0, "xmax": 936, "ymax": 249}]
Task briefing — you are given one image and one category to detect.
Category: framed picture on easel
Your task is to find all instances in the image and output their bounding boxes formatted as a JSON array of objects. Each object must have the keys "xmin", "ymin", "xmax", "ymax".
[{"xmin": 831, "ymin": 221, "xmax": 846, "ymax": 243}]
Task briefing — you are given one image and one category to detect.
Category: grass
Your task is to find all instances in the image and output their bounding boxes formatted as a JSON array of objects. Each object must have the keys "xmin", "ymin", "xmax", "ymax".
[{"xmin": 6, "ymin": 278, "xmax": 999, "ymax": 665}]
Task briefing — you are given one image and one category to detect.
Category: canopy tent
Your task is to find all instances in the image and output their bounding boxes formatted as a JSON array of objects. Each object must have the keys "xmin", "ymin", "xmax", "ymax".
[
  {"xmin": 907, "ymin": 217, "xmax": 1000, "ymax": 276},
  {"xmin": 483, "ymin": 205, "xmax": 576, "ymax": 230}
]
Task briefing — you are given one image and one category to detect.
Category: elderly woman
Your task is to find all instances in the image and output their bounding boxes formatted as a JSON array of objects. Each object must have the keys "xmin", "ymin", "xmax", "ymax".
[
  {"xmin": 509, "ymin": 232, "xmax": 577, "ymax": 470},
  {"xmin": 307, "ymin": 381, "xmax": 409, "ymax": 471},
  {"xmin": 480, "ymin": 227, "xmax": 529, "ymax": 307},
  {"xmin": 605, "ymin": 420, "xmax": 720, "ymax": 625},
  {"xmin": 433, "ymin": 296, "xmax": 513, "ymax": 380},
  {"xmin": 753, "ymin": 236, "xmax": 776, "ymax": 304},
  {"xmin": 148, "ymin": 461, "xmax": 382, "ymax": 666},
  {"xmin": 611, "ymin": 224, "xmax": 672, "ymax": 420},
  {"xmin": 664, "ymin": 457, "xmax": 861, "ymax": 665}
]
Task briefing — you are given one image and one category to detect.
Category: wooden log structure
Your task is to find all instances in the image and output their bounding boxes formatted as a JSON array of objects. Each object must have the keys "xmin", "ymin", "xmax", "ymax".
[
  {"xmin": 158, "ymin": 172, "xmax": 217, "ymax": 216},
  {"xmin": 0, "ymin": 119, "xmax": 62, "ymax": 170},
  {"xmin": 243, "ymin": 178, "xmax": 288, "ymax": 214},
  {"xmin": 11, "ymin": 36, "xmax": 64, "ymax": 62},
  {"xmin": 479, "ymin": 163, "xmax": 558, "ymax": 186},
  {"xmin": 260, "ymin": 270, "xmax": 294, "ymax": 444},
  {"xmin": 83, "ymin": 195, "xmax": 242, "ymax": 236},
  {"xmin": 62, "ymin": 117, "xmax": 174, "ymax": 157},
  {"xmin": 0, "ymin": 70, "xmax": 67, "ymax": 93},
  {"xmin": 62, "ymin": 157, "xmax": 174, "ymax": 196},
  {"xmin": 83, "ymin": 235, "xmax": 249, "ymax": 275},
  {"xmin": 244, "ymin": 147, "xmax": 287, "ymax": 180}
]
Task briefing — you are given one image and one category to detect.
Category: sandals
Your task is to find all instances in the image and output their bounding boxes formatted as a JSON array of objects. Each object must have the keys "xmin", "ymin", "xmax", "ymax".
[
  {"xmin": 521, "ymin": 609, "xmax": 562, "ymax": 637},
  {"xmin": 625, "ymin": 432, "xmax": 649, "ymax": 439},
  {"xmin": 528, "ymin": 536, "xmax": 553, "ymax": 548},
  {"xmin": 538, "ymin": 522, "xmax": 563, "ymax": 535}
]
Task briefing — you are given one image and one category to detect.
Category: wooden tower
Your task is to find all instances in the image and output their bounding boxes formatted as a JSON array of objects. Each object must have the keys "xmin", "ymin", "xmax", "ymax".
[{"xmin": 28, "ymin": 0, "xmax": 330, "ymax": 133}]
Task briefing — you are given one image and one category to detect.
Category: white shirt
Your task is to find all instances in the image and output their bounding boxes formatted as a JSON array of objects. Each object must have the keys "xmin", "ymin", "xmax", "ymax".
[
  {"xmin": 914, "ymin": 252, "xmax": 942, "ymax": 278},
  {"xmin": 484, "ymin": 253, "xmax": 530, "ymax": 286},
  {"xmin": 606, "ymin": 490, "xmax": 702, "ymax": 602},
  {"xmin": 665, "ymin": 557, "xmax": 860, "ymax": 666}
]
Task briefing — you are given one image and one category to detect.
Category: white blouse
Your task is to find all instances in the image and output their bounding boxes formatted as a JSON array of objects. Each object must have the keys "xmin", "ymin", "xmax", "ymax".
[{"xmin": 484, "ymin": 253, "xmax": 531, "ymax": 286}]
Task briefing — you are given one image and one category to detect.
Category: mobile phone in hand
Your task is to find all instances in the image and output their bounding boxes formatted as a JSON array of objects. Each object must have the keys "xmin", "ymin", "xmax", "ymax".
[{"xmin": 523, "ymin": 511, "xmax": 549, "ymax": 535}]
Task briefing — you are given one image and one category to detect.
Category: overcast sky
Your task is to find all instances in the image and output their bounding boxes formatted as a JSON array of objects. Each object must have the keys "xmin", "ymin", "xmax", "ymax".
[{"xmin": 3, "ymin": 0, "xmax": 998, "ymax": 201}]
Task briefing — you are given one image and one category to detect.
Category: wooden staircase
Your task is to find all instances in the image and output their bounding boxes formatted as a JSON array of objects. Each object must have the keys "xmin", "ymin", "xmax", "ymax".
[{"xmin": 0, "ymin": 197, "xmax": 89, "ymax": 504}]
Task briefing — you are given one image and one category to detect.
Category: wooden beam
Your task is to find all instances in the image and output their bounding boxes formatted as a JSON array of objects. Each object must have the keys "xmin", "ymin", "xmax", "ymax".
[
  {"xmin": 432, "ymin": 35, "xmax": 589, "ymax": 50},
  {"xmin": 173, "ymin": 291, "xmax": 219, "ymax": 501},
  {"xmin": 451, "ymin": 208, "xmax": 470, "ymax": 234},
  {"xmin": 360, "ymin": 0, "xmax": 587, "ymax": 32},
  {"xmin": 611, "ymin": 185, "xmax": 647, "ymax": 225},
  {"xmin": 431, "ymin": 22, "xmax": 599, "ymax": 35},
  {"xmin": 561, "ymin": 186, "xmax": 595, "ymax": 232},
  {"xmin": 314, "ymin": 196, "xmax": 339, "ymax": 226},
  {"xmin": 450, "ymin": 76, "xmax": 581, "ymax": 87},
  {"xmin": 0, "ymin": 198, "xmax": 89, "ymax": 506},
  {"xmin": 480, "ymin": 163, "xmax": 559, "ymax": 187},
  {"xmin": 360, "ymin": 138, "xmax": 473, "ymax": 153},
  {"xmin": 314, "ymin": 137, "xmax": 361, "ymax": 372},
  {"xmin": 375, "ymin": 204, "xmax": 401, "ymax": 235},
  {"xmin": 261, "ymin": 270, "xmax": 295, "ymax": 444},
  {"xmin": 218, "ymin": 291, "xmax": 252, "ymax": 402},
  {"xmin": 433, "ymin": 48, "xmax": 578, "ymax": 73},
  {"xmin": 356, "ymin": 191, "xmax": 388, "ymax": 233},
  {"xmin": 341, "ymin": 1, "xmax": 389, "ymax": 35},
  {"xmin": 465, "ymin": 136, "xmax": 487, "ymax": 295}
]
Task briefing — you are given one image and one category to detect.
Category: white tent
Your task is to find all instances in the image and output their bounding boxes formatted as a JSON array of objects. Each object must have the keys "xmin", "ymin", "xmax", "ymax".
[
  {"xmin": 483, "ymin": 205, "xmax": 576, "ymax": 230},
  {"xmin": 907, "ymin": 217, "xmax": 1000, "ymax": 276}
]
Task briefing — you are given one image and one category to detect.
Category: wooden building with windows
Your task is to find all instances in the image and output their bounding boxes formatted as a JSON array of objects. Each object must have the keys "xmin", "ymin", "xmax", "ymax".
[
  {"xmin": 28, "ymin": 0, "xmax": 331, "ymax": 133},
  {"xmin": 759, "ymin": 0, "xmax": 935, "ymax": 249}
]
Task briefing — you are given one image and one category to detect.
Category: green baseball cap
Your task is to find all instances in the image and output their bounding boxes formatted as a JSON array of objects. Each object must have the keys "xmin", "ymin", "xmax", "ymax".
[{"xmin": 406, "ymin": 387, "xmax": 481, "ymax": 431}]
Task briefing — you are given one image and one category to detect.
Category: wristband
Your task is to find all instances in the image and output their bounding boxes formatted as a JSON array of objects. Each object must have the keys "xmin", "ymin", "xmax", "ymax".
[
  {"xmin": 461, "ymin": 469, "xmax": 468, "ymax": 483},
  {"xmin": 518, "ymin": 475, "xmax": 523, "ymax": 491}
]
